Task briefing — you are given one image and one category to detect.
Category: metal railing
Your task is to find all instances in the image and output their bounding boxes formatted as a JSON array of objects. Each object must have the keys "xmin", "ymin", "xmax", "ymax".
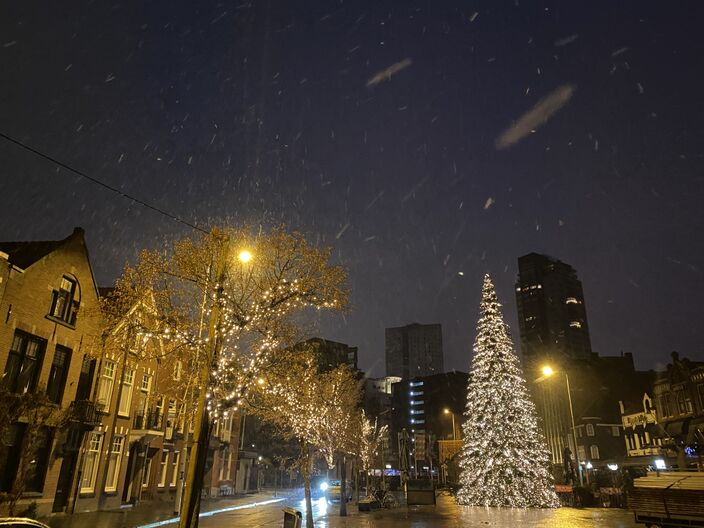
[{"xmin": 133, "ymin": 409, "xmax": 163, "ymax": 430}]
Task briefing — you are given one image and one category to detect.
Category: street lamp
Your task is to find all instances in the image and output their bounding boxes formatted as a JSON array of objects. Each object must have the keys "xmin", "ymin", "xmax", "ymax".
[
  {"xmin": 179, "ymin": 241, "xmax": 255, "ymax": 528},
  {"xmin": 443, "ymin": 408, "xmax": 457, "ymax": 440},
  {"xmin": 539, "ymin": 365, "xmax": 583, "ymax": 486}
]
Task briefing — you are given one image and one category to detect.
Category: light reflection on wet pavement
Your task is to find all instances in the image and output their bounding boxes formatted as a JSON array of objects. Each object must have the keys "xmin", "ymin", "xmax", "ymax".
[{"xmin": 198, "ymin": 493, "xmax": 639, "ymax": 527}]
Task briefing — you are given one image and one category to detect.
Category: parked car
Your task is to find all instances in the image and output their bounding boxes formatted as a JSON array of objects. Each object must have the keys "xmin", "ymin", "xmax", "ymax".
[
  {"xmin": 0, "ymin": 519, "xmax": 51, "ymax": 528},
  {"xmin": 324, "ymin": 479, "xmax": 352, "ymax": 503}
]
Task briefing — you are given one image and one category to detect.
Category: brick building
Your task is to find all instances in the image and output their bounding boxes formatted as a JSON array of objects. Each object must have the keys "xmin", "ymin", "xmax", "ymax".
[
  {"xmin": 0, "ymin": 228, "xmax": 103, "ymax": 515},
  {"xmin": 0, "ymin": 228, "xmax": 240, "ymax": 516}
]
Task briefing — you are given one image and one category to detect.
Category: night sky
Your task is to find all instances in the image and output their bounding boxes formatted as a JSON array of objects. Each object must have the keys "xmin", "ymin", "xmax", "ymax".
[{"xmin": 1, "ymin": 1, "xmax": 703, "ymax": 376}]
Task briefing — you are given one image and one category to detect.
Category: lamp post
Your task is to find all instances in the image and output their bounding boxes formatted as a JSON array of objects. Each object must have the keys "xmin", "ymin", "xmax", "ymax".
[
  {"xmin": 178, "ymin": 240, "xmax": 253, "ymax": 528},
  {"xmin": 443, "ymin": 408, "xmax": 456, "ymax": 441},
  {"xmin": 539, "ymin": 366, "xmax": 583, "ymax": 486}
]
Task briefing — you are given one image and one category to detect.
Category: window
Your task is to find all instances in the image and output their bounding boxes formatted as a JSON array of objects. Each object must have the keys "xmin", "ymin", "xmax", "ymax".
[
  {"xmin": 47, "ymin": 345, "xmax": 71, "ymax": 404},
  {"xmin": 158, "ymin": 450, "xmax": 169, "ymax": 487},
  {"xmin": 81, "ymin": 432, "xmax": 103, "ymax": 492},
  {"xmin": 660, "ymin": 395, "xmax": 671, "ymax": 417},
  {"xmin": 611, "ymin": 426, "xmax": 620, "ymax": 437},
  {"xmin": 225, "ymin": 450, "xmax": 232, "ymax": 480},
  {"xmin": 50, "ymin": 276, "xmax": 79, "ymax": 325},
  {"xmin": 590, "ymin": 445, "xmax": 600, "ymax": 460},
  {"xmin": 105, "ymin": 435, "xmax": 124, "ymax": 492},
  {"xmin": 75, "ymin": 356, "xmax": 96, "ymax": 401},
  {"xmin": 3, "ymin": 331, "xmax": 45, "ymax": 394},
  {"xmin": 97, "ymin": 360, "xmax": 116, "ymax": 408},
  {"xmin": 577, "ymin": 446, "xmax": 587, "ymax": 464},
  {"xmin": 219, "ymin": 449, "xmax": 226, "ymax": 481},
  {"xmin": 170, "ymin": 451, "xmax": 180, "ymax": 487},
  {"xmin": 565, "ymin": 297, "xmax": 579, "ymax": 304},
  {"xmin": 118, "ymin": 367, "xmax": 135, "ymax": 416},
  {"xmin": 173, "ymin": 360, "xmax": 182, "ymax": 382},
  {"xmin": 141, "ymin": 373, "xmax": 152, "ymax": 393},
  {"xmin": 586, "ymin": 423, "xmax": 595, "ymax": 437},
  {"xmin": 142, "ymin": 456, "xmax": 152, "ymax": 488},
  {"xmin": 0, "ymin": 424, "xmax": 25, "ymax": 492},
  {"xmin": 569, "ymin": 321, "xmax": 582, "ymax": 328},
  {"xmin": 698, "ymin": 384, "xmax": 704, "ymax": 411}
]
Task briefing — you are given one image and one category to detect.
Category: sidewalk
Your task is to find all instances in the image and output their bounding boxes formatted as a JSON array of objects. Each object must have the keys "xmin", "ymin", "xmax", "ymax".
[{"xmin": 41, "ymin": 491, "xmax": 290, "ymax": 528}]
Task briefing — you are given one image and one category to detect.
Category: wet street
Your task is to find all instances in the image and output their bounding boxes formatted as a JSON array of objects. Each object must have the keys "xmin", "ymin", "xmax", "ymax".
[{"xmin": 194, "ymin": 493, "xmax": 639, "ymax": 528}]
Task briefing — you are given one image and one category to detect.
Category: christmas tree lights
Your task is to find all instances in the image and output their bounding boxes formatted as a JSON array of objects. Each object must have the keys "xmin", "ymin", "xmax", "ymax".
[{"xmin": 457, "ymin": 274, "xmax": 559, "ymax": 508}]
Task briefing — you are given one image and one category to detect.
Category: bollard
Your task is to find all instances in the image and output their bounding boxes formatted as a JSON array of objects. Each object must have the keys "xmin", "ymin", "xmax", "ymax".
[{"xmin": 282, "ymin": 507, "xmax": 302, "ymax": 528}]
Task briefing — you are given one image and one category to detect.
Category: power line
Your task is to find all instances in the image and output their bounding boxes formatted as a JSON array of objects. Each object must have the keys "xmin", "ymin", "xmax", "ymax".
[{"xmin": 0, "ymin": 131, "xmax": 209, "ymax": 234}]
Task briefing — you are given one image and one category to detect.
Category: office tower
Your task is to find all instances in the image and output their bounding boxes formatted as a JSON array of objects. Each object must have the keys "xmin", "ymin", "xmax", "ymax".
[
  {"xmin": 385, "ymin": 323, "xmax": 443, "ymax": 379},
  {"xmin": 515, "ymin": 253, "xmax": 593, "ymax": 367}
]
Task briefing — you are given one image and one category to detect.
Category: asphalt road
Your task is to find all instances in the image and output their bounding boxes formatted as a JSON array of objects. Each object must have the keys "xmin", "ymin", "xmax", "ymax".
[{"xmin": 196, "ymin": 493, "xmax": 640, "ymax": 528}]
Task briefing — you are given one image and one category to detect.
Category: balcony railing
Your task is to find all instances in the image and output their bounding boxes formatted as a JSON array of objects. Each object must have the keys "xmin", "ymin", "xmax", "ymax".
[
  {"xmin": 133, "ymin": 409, "xmax": 163, "ymax": 431},
  {"xmin": 69, "ymin": 400, "xmax": 103, "ymax": 427}
]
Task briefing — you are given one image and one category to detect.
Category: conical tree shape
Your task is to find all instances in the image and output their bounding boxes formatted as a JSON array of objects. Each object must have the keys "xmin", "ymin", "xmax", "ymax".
[{"xmin": 457, "ymin": 274, "xmax": 559, "ymax": 508}]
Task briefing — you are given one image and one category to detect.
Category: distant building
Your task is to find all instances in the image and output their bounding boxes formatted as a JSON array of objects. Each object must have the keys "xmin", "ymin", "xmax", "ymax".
[
  {"xmin": 651, "ymin": 352, "xmax": 704, "ymax": 469},
  {"xmin": 515, "ymin": 253, "xmax": 592, "ymax": 366},
  {"xmin": 385, "ymin": 323, "xmax": 443, "ymax": 378},
  {"xmin": 299, "ymin": 337, "xmax": 358, "ymax": 372},
  {"xmin": 363, "ymin": 376, "xmax": 401, "ymax": 466},
  {"xmin": 389, "ymin": 371, "xmax": 468, "ymax": 476}
]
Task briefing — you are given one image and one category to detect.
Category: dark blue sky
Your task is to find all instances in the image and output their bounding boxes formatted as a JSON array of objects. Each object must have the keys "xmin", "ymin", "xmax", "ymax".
[{"xmin": 1, "ymin": 1, "xmax": 703, "ymax": 376}]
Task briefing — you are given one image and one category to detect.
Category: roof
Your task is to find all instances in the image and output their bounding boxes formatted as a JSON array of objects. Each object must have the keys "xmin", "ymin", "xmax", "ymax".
[{"xmin": 0, "ymin": 227, "xmax": 84, "ymax": 270}]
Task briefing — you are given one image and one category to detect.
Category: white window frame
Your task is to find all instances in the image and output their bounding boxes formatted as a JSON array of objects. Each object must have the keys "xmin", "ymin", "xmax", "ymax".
[
  {"xmin": 118, "ymin": 367, "xmax": 135, "ymax": 417},
  {"xmin": 141, "ymin": 372, "xmax": 152, "ymax": 393},
  {"xmin": 158, "ymin": 450, "xmax": 169, "ymax": 487},
  {"xmin": 174, "ymin": 360, "xmax": 182, "ymax": 381},
  {"xmin": 586, "ymin": 423, "xmax": 595, "ymax": 437},
  {"xmin": 104, "ymin": 435, "xmax": 124, "ymax": 492},
  {"xmin": 97, "ymin": 360, "xmax": 116, "ymax": 408},
  {"xmin": 170, "ymin": 451, "xmax": 180, "ymax": 487},
  {"xmin": 611, "ymin": 426, "xmax": 620, "ymax": 437},
  {"xmin": 80, "ymin": 432, "xmax": 103, "ymax": 493},
  {"xmin": 590, "ymin": 444, "xmax": 600, "ymax": 460}
]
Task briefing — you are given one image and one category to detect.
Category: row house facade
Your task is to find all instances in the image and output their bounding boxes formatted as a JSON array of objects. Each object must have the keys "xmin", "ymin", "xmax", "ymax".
[
  {"xmin": 651, "ymin": 352, "xmax": 704, "ymax": 469},
  {"xmin": 0, "ymin": 228, "xmax": 240, "ymax": 517}
]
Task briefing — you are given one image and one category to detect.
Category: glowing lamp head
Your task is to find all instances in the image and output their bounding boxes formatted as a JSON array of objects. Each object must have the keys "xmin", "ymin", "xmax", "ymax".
[
  {"xmin": 443, "ymin": 408, "xmax": 450, "ymax": 414},
  {"xmin": 257, "ymin": 377, "xmax": 265, "ymax": 386},
  {"xmin": 238, "ymin": 250, "xmax": 253, "ymax": 263},
  {"xmin": 542, "ymin": 366, "xmax": 554, "ymax": 377},
  {"xmin": 319, "ymin": 481, "xmax": 329, "ymax": 491}
]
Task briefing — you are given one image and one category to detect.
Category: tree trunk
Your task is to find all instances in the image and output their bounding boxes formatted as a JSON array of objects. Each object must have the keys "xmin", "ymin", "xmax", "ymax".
[
  {"xmin": 301, "ymin": 444, "xmax": 314, "ymax": 528},
  {"xmin": 339, "ymin": 454, "xmax": 347, "ymax": 516}
]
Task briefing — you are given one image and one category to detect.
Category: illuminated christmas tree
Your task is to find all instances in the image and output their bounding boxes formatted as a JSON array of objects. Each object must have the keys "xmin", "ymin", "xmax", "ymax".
[{"xmin": 457, "ymin": 274, "xmax": 559, "ymax": 508}]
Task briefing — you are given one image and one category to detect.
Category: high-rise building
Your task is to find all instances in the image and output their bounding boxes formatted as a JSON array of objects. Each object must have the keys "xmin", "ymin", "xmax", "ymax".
[
  {"xmin": 515, "ymin": 253, "xmax": 593, "ymax": 367},
  {"xmin": 385, "ymin": 323, "xmax": 443, "ymax": 379}
]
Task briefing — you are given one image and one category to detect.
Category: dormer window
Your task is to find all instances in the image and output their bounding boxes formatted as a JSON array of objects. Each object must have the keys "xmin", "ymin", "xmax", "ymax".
[{"xmin": 50, "ymin": 276, "xmax": 80, "ymax": 326}]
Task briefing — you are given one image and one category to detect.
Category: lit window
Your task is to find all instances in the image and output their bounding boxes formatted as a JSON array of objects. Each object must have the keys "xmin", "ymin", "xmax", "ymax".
[
  {"xmin": 105, "ymin": 435, "xmax": 124, "ymax": 492},
  {"xmin": 611, "ymin": 426, "xmax": 620, "ymax": 437},
  {"xmin": 97, "ymin": 360, "xmax": 116, "ymax": 408},
  {"xmin": 171, "ymin": 451, "xmax": 180, "ymax": 487},
  {"xmin": 117, "ymin": 367, "xmax": 135, "ymax": 417},
  {"xmin": 80, "ymin": 432, "xmax": 103, "ymax": 492},
  {"xmin": 141, "ymin": 373, "xmax": 152, "ymax": 393},
  {"xmin": 158, "ymin": 450, "xmax": 169, "ymax": 487},
  {"xmin": 586, "ymin": 423, "xmax": 595, "ymax": 436},
  {"xmin": 570, "ymin": 321, "xmax": 582, "ymax": 328},
  {"xmin": 566, "ymin": 297, "xmax": 578, "ymax": 304},
  {"xmin": 590, "ymin": 445, "xmax": 600, "ymax": 460}
]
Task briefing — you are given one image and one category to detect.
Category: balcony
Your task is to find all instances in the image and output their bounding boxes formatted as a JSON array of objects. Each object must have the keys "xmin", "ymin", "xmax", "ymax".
[
  {"xmin": 69, "ymin": 400, "xmax": 103, "ymax": 428},
  {"xmin": 130, "ymin": 409, "xmax": 164, "ymax": 442}
]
